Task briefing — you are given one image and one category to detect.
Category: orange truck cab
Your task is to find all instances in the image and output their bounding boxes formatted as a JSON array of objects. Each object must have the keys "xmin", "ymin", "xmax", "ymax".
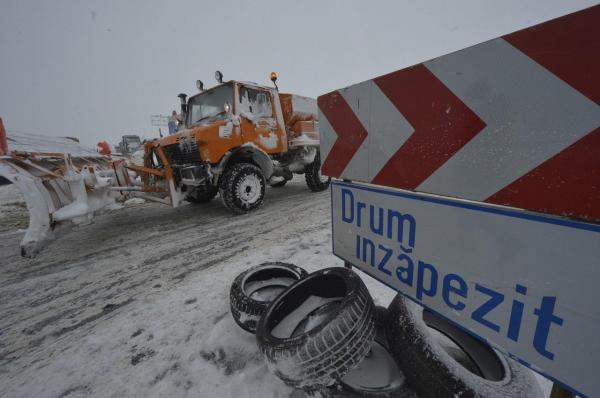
[{"xmin": 133, "ymin": 73, "xmax": 330, "ymax": 213}]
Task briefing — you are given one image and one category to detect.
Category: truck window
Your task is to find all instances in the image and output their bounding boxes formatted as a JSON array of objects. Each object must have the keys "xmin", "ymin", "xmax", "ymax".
[
  {"xmin": 239, "ymin": 86, "xmax": 272, "ymax": 119},
  {"xmin": 187, "ymin": 84, "xmax": 233, "ymax": 126}
]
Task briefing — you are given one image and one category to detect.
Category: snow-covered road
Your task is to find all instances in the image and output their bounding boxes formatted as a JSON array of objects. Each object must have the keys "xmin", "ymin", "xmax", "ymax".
[
  {"xmin": 0, "ymin": 178, "xmax": 395, "ymax": 397},
  {"xmin": 0, "ymin": 179, "xmax": 551, "ymax": 397}
]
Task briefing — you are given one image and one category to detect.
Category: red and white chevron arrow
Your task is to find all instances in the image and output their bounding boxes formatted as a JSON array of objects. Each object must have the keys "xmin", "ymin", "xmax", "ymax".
[{"xmin": 319, "ymin": 5, "xmax": 600, "ymax": 223}]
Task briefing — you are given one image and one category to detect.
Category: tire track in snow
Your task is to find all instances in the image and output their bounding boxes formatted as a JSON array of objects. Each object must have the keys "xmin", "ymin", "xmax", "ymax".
[{"xmin": 0, "ymin": 178, "xmax": 331, "ymax": 376}]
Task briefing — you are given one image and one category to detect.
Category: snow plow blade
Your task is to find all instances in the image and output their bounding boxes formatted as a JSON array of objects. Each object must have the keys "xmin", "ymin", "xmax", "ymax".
[{"xmin": 0, "ymin": 118, "xmax": 125, "ymax": 257}]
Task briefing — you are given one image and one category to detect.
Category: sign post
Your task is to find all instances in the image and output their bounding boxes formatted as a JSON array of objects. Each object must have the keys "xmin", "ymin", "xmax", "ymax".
[{"xmin": 550, "ymin": 384, "xmax": 575, "ymax": 398}]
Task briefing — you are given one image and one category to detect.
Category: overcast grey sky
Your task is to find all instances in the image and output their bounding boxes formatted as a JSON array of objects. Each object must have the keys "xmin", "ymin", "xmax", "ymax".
[{"xmin": 1, "ymin": 0, "xmax": 597, "ymax": 146}]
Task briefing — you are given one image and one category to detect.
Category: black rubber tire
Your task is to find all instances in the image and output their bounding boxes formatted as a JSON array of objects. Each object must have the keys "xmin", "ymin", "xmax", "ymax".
[
  {"xmin": 219, "ymin": 163, "xmax": 266, "ymax": 214},
  {"xmin": 230, "ymin": 262, "xmax": 308, "ymax": 334},
  {"xmin": 185, "ymin": 186, "xmax": 218, "ymax": 203},
  {"xmin": 305, "ymin": 151, "xmax": 331, "ymax": 192},
  {"xmin": 269, "ymin": 179, "xmax": 288, "ymax": 188},
  {"xmin": 257, "ymin": 267, "xmax": 376, "ymax": 391},
  {"xmin": 326, "ymin": 306, "xmax": 416, "ymax": 398},
  {"xmin": 385, "ymin": 294, "xmax": 544, "ymax": 398}
]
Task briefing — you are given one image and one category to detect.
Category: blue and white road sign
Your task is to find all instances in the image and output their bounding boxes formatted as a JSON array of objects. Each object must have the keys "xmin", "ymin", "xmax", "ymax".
[{"xmin": 331, "ymin": 181, "xmax": 600, "ymax": 397}]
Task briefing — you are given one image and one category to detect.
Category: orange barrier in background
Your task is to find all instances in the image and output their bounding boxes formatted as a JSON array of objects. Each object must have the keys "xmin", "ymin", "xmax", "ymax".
[{"xmin": 0, "ymin": 118, "xmax": 7, "ymax": 156}]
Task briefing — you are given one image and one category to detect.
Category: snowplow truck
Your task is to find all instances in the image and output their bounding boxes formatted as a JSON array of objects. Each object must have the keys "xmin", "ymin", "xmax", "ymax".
[
  {"xmin": 0, "ymin": 75, "xmax": 330, "ymax": 257},
  {"xmin": 127, "ymin": 74, "xmax": 330, "ymax": 213}
]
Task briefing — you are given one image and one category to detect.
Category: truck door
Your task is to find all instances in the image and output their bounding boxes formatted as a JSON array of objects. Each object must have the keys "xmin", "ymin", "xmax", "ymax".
[{"xmin": 238, "ymin": 85, "xmax": 284, "ymax": 153}]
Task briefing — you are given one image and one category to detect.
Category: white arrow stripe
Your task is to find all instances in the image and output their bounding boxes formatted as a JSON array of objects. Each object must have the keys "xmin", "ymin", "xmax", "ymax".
[
  {"xmin": 366, "ymin": 82, "xmax": 415, "ymax": 181},
  {"xmin": 340, "ymin": 81, "xmax": 415, "ymax": 181},
  {"xmin": 418, "ymin": 38, "xmax": 600, "ymax": 200},
  {"xmin": 338, "ymin": 81, "xmax": 371, "ymax": 181},
  {"xmin": 317, "ymin": 109, "xmax": 336, "ymax": 169}
]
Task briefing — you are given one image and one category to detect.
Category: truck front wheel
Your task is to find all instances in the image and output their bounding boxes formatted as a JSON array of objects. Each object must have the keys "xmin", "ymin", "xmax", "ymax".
[
  {"xmin": 219, "ymin": 163, "xmax": 266, "ymax": 214},
  {"xmin": 305, "ymin": 151, "xmax": 331, "ymax": 192}
]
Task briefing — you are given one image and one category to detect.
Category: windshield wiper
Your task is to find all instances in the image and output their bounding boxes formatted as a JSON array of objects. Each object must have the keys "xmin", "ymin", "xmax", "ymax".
[{"xmin": 193, "ymin": 111, "xmax": 226, "ymax": 125}]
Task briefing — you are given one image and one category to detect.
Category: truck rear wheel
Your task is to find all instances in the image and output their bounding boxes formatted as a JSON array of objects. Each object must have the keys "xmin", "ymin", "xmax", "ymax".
[
  {"xmin": 219, "ymin": 163, "xmax": 266, "ymax": 214},
  {"xmin": 306, "ymin": 152, "xmax": 331, "ymax": 192}
]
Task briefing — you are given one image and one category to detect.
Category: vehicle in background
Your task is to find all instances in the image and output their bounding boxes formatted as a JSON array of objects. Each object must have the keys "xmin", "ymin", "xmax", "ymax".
[
  {"xmin": 127, "ymin": 72, "xmax": 329, "ymax": 213},
  {"xmin": 114, "ymin": 134, "xmax": 142, "ymax": 155}
]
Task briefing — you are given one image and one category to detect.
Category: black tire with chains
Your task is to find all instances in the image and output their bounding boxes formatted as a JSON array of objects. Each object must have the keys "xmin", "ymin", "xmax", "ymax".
[
  {"xmin": 306, "ymin": 151, "xmax": 331, "ymax": 192},
  {"xmin": 219, "ymin": 163, "xmax": 266, "ymax": 214}
]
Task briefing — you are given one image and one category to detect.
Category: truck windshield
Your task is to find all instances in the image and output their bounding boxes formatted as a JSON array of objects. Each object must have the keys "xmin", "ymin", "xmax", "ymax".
[
  {"xmin": 187, "ymin": 84, "xmax": 233, "ymax": 126},
  {"xmin": 124, "ymin": 136, "xmax": 140, "ymax": 145}
]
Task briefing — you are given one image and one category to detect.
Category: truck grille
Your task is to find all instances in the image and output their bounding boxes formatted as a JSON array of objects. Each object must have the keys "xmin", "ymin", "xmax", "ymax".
[{"xmin": 162, "ymin": 141, "xmax": 201, "ymax": 166}]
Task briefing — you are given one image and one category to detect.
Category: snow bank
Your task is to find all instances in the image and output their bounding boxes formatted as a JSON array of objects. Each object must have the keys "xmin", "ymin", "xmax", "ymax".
[
  {"xmin": 124, "ymin": 198, "xmax": 146, "ymax": 206},
  {"xmin": 289, "ymin": 95, "xmax": 317, "ymax": 120},
  {"xmin": 5, "ymin": 131, "xmax": 102, "ymax": 157}
]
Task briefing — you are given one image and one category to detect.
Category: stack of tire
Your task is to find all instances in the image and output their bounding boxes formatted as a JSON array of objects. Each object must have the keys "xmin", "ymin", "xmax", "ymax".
[{"xmin": 229, "ymin": 263, "xmax": 543, "ymax": 398}]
